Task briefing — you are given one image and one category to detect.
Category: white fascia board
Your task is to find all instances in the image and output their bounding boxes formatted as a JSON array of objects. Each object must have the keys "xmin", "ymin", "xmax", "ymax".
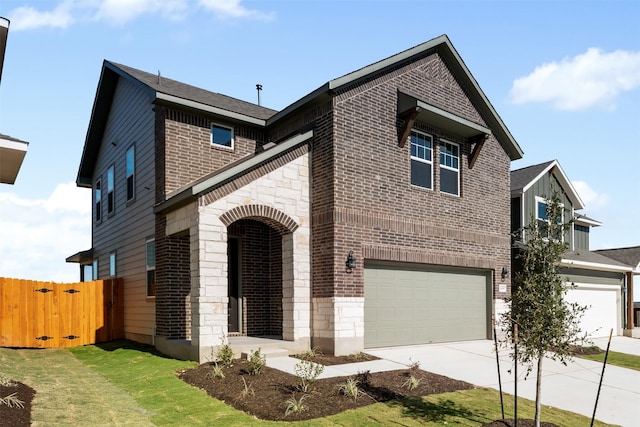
[
  {"xmin": 521, "ymin": 161, "xmax": 557, "ymax": 194},
  {"xmin": 574, "ymin": 216, "xmax": 603, "ymax": 227},
  {"xmin": 156, "ymin": 92, "xmax": 266, "ymax": 126},
  {"xmin": 0, "ymin": 136, "xmax": 29, "ymax": 151},
  {"xmin": 560, "ymin": 258, "xmax": 632, "ymax": 273}
]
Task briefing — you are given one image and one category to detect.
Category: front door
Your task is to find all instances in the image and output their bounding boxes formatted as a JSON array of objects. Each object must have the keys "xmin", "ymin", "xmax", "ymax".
[{"xmin": 227, "ymin": 237, "xmax": 241, "ymax": 333}]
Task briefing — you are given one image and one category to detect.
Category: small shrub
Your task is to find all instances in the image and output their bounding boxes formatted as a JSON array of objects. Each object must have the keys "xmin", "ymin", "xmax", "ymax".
[
  {"xmin": 408, "ymin": 357, "xmax": 421, "ymax": 374},
  {"xmin": 299, "ymin": 347, "xmax": 323, "ymax": 361},
  {"xmin": 355, "ymin": 369, "xmax": 372, "ymax": 386},
  {"xmin": 284, "ymin": 394, "xmax": 308, "ymax": 416},
  {"xmin": 402, "ymin": 374, "xmax": 422, "ymax": 390},
  {"xmin": 293, "ymin": 360, "xmax": 324, "ymax": 393},
  {"xmin": 215, "ymin": 342, "xmax": 235, "ymax": 367},
  {"xmin": 350, "ymin": 351, "xmax": 367, "ymax": 361},
  {"xmin": 205, "ymin": 363, "xmax": 225, "ymax": 380},
  {"xmin": 0, "ymin": 373, "xmax": 14, "ymax": 387},
  {"xmin": 0, "ymin": 392, "xmax": 24, "ymax": 409},
  {"xmin": 239, "ymin": 377, "xmax": 254, "ymax": 399},
  {"xmin": 335, "ymin": 377, "xmax": 369, "ymax": 402},
  {"xmin": 246, "ymin": 348, "xmax": 266, "ymax": 375}
]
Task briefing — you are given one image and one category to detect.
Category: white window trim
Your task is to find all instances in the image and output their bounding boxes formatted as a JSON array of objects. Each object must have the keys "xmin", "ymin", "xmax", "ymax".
[
  {"xmin": 210, "ymin": 123, "xmax": 234, "ymax": 150},
  {"xmin": 439, "ymin": 139, "xmax": 460, "ymax": 196},
  {"xmin": 535, "ymin": 196, "xmax": 564, "ymax": 242},
  {"xmin": 410, "ymin": 129, "xmax": 433, "ymax": 190}
]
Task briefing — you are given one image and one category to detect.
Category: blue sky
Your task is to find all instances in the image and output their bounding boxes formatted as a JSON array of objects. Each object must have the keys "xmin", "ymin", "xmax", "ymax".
[{"xmin": 0, "ymin": 0, "xmax": 639, "ymax": 282}]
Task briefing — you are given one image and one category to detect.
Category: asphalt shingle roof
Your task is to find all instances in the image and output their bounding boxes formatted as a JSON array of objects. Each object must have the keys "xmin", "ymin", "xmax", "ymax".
[
  {"xmin": 562, "ymin": 250, "xmax": 631, "ymax": 269},
  {"xmin": 510, "ymin": 160, "xmax": 555, "ymax": 192},
  {"xmin": 109, "ymin": 62, "xmax": 277, "ymax": 121},
  {"xmin": 594, "ymin": 246, "xmax": 640, "ymax": 269}
]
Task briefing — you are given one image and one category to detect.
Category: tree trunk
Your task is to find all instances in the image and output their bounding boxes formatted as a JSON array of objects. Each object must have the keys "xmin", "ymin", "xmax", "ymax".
[{"xmin": 535, "ymin": 356, "xmax": 543, "ymax": 427}]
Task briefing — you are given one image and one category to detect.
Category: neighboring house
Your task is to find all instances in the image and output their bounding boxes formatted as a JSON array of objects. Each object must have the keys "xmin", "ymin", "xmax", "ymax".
[
  {"xmin": 0, "ymin": 17, "xmax": 28, "ymax": 185},
  {"xmin": 68, "ymin": 34, "xmax": 524, "ymax": 362},
  {"xmin": 511, "ymin": 160, "xmax": 632, "ymax": 338},
  {"xmin": 594, "ymin": 246, "xmax": 640, "ymax": 335}
]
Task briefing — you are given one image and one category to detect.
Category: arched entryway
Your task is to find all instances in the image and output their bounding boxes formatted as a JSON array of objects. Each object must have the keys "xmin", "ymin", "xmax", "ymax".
[{"xmin": 220, "ymin": 205, "xmax": 299, "ymax": 340}]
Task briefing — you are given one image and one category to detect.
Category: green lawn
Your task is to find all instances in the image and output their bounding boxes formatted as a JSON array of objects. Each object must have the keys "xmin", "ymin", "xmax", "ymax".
[
  {"xmin": 63, "ymin": 340, "xmax": 614, "ymax": 426},
  {"xmin": 579, "ymin": 350, "xmax": 640, "ymax": 371}
]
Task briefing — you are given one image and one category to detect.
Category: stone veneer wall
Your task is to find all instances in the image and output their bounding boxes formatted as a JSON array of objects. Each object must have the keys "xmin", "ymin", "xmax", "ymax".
[{"xmin": 164, "ymin": 152, "xmax": 311, "ymax": 361}]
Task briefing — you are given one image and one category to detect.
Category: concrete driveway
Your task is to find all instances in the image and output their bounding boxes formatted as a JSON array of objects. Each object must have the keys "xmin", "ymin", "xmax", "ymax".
[{"xmin": 367, "ymin": 337, "xmax": 640, "ymax": 427}]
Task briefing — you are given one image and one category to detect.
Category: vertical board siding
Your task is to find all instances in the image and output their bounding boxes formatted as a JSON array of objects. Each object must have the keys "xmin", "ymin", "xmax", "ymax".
[{"xmin": 0, "ymin": 278, "xmax": 124, "ymax": 348}]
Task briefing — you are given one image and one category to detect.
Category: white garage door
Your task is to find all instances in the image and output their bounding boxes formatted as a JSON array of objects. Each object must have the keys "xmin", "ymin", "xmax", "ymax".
[
  {"xmin": 364, "ymin": 263, "xmax": 490, "ymax": 348},
  {"xmin": 565, "ymin": 283, "xmax": 620, "ymax": 338}
]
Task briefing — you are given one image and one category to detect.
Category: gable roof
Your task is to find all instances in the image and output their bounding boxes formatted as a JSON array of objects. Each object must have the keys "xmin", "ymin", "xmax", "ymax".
[
  {"xmin": 595, "ymin": 246, "xmax": 640, "ymax": 270},
  {"xmin": 76, "ymin": 60, "xmax": 277, "ymax": 187},
  {"xmin": 269, "ymin": 34, "xmax": 523, "ymax": 160},
  {"xmin": 77, "ymin": 34, "xmax": 524, "ymax": 187},
  {"xmin": 511, "ymin": 160, "xmax": 585, "ymax": 210}
]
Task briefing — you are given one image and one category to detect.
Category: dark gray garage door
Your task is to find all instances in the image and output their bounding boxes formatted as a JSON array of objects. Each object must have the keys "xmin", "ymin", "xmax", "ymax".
[{"xmin": 364, "ymin": 263, "xmax": 490, "ymax": 348}]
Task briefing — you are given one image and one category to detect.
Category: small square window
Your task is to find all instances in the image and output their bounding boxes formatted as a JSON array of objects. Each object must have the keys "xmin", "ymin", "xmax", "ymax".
[{"xmin": 211, "ymin": 124, "xmax": 234, "ymax": 149}]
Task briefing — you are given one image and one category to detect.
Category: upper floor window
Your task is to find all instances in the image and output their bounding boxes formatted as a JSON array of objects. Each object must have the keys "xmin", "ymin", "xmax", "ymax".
[
  {"xmin": 95, "ymin": 179, "xmax": 102, "ymax": 222},
  {"xmin": 410, "ymin": 130, "xmax": 433, "ymax": 189},
  {"xmin": 536, "ymin": 196, "xmax": 564, "ymax": 241},
  {"xmin": 211, "ymin": 124, "xmax": 234, "ymax": 149},
  {"xmin": 126, "ymin": 145, "xmax": 135, "ymax": 202},
  {"xmin": 146, "ymin": 239, "xmax": 156, "ymax": 297},
  {"xmin": 439, "ymin": 140, "xmax": 460, "ymax": 196},
  {"xmin": 107, "ymin": 165, "xmax": 115, "ymax": 215}
]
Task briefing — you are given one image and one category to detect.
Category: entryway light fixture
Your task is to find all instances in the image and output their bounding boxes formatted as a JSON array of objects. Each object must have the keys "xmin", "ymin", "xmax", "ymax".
[
  {"xmin": 345, "ymin": 251, "xmax": 356, "ymax": 273},
  {"xmin": 501, "ymin": 267, "xmax": 509, "ymax": 280}
]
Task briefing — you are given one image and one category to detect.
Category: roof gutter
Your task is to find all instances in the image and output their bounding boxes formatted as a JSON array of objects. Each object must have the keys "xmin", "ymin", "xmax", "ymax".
[
  {"xmin": 560, "ymin": 258, "xmax": 632, "ymax": 273},
  {"xmin": 156, "ymin": 92, "xmax": 266, "ymax": 126}
]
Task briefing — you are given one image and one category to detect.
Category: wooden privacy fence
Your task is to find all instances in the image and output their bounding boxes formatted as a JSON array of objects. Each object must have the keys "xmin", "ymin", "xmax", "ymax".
[{"xmin": 0, "ymin": 278, "xmax": 124, "ymax": 348}]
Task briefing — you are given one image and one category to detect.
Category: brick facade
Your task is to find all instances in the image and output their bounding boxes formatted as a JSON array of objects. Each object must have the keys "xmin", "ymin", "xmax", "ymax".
[{"xmin": 151, "ymin": 42, "xmax": 513, "ymax": 360}]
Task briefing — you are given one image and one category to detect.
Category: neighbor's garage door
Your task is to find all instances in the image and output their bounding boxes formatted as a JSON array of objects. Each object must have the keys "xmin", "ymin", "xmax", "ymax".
[
  {"xmin": 565, "ymin": 284, "xmax": 620, "ymax": 338},
  {"xmin": 364, "ymin": 263, "xmax": 490, "ymax": 348}
]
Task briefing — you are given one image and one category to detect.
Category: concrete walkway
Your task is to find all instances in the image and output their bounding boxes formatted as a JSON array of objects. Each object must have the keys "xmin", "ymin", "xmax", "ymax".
[{"xmin": 267, "ymin": 337, "xmax": 640, "ymax": 426}]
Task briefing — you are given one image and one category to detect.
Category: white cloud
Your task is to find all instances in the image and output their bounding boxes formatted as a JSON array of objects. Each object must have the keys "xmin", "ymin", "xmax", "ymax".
[
  {"xmin": 572, "ymin": 180, "xmax": 610, "ymax": 210},
  {"xmin": 93, "ymin": 0, "xmax": 188, "ymax": 25},
  {"xmin": 8, "ymin": 0, "xmax": 272, "ymax": 30},
  {"xmin": 198, "ymin": 0, "xmax": 275, "ymax": 21},
  {"xmin": 0, "ymin": 184, "xmax": 91, "ymax": 282},
  {"xmin": 8, "ymin": 0, "xmax": 75, "ymax": 31},
  {"xmin": 510, "ymin": 48, "xmax": 640, "ymax": 111}
]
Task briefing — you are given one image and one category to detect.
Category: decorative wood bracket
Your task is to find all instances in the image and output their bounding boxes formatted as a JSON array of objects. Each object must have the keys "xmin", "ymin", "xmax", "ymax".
[
  {"xmin": 398, "ymin": 106, "xmax": 421, "ymax": 147},
  {"xmin": 468, "ymin": 133, "xmax": 488, "ymax": 169}
]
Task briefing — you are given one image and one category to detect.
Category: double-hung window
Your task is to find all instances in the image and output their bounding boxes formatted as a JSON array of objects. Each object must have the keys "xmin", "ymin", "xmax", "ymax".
[
  {"xmin": 126, "ymin": 145, "xmax": 135, "ymax": 202},
  {"xmin": 410, "ymin": 130, "xmax": 433, "ymax": 189},
  {"xmin": 211, "ymin": 124, "xmax": 234, "ymax": 149},
  {"xmin": 536, "ymin": 196, "xmax": 564, "ymax": 241},
  {"xmin": 95, "ymin": 179, "xmax": 102, "ymax": 222},
  {"xmin": 146, "ymin": 239, "xmax": 156, "ymax": 297},
  {"xmin": 107, "ymin": 165, "xmax": 115, "ymax": 214},
  {"xmin": 439, "ymin": 140, "xmax": 460, "ymax": 196}
]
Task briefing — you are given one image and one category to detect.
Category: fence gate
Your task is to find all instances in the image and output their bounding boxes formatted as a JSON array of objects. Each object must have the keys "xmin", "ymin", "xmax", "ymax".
[{"xmin": 0, "ymin": 278, "xmax": 124, "ymax": 348}]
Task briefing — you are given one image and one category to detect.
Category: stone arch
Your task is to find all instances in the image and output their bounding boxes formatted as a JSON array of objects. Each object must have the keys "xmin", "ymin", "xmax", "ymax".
[{"xmin": 219, "ymin": 204, "xmax": 299, "ymax": 235}]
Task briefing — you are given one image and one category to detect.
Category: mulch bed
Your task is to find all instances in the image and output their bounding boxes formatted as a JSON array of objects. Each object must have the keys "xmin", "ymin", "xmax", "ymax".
[
  {"xmin": 178, "ymin": 356, "xmax": 475, "ymax": 421},
  {"xmin": 0, "ymin": 381, "xmax": 35, "ymax": 427}
]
